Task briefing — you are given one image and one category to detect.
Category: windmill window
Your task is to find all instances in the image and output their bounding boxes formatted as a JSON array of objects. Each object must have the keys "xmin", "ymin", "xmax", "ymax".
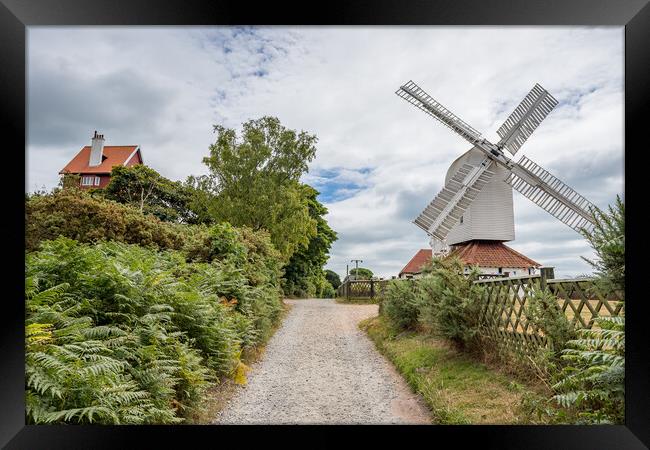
[{"xmin": 460, "ymin": 215, "xmax": 464, "ymax": 224}]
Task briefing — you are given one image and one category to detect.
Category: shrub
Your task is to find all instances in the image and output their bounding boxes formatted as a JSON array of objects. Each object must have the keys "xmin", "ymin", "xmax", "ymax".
[
  {"xmin": 181, "ymin": 223, "xmax": 283, "ymax": 290},
  {"xmin": 416, "ymin": 257, "xmax": 485, "ymax": 350},
  {"xmin": 319, "ymin": 280, "xmax": 336, "ymax": 299},
  {"xmin": 26, "ymin": 189, "xmax": 184, "ymax": 252},
  {"xmin": 523, "ymin": 196, "xmax": 625, "ymax": 424},
  {"xmin": 525, "ymin": 287, "xmax": 577, "ymax": 354},
  {"xmin": 580, "ymin": 195, "xmax": 624, "ymax": 292},
  {"xmin": 325, "ymin": 270, "xmax": 341, "ymax": 289},
  {"xmin": 382, "ymin": 279, "xmax": 419, "ymax": 330}
]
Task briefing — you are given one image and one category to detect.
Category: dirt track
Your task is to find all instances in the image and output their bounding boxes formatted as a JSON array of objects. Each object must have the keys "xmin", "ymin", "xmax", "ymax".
[{"xmin": 214, "ymin": 298, "xmax": 431, "ymax": 425}]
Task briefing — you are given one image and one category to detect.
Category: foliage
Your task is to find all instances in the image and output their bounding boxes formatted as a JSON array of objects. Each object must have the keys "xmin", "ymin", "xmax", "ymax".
[
  {"xmin": 180, "ymin": 223, "xmax": 283, "ymax": 291},
  {"xmin": 103, "ymin": 165, "xmax": 200, "ymax": 224},
  {"xmin": 319, "ymin": 281, "xmax": 336, "ymax": 299},
  {"xmin": 382, "ymin": 279, "xmax": 420, "ymax": 330},
  {"xmin": 58, "ymin": 173, "xmax": 81, "ymax": 190},
  {"xmin": 200, "ymin": 116, "xmax": 319, "ymax": 261},
  {"xmin": 415, "ymin": 257, "xmax": 485, "ymax": 350},
  {"xmin": 580, "ymin": 195, "xmax": 624, "ymax": 292},
  {"xmin": 26, "ymin": 188, "xmax": 184, "ymax": 253},
  {"xmin": 183, "ymin": 174, "xmax": 218, "ymax": 225},
  {"xmin": 550, "ymin": 316, "xmax": 625, "ymax": 424},
  {"xmin": 325, "ymin": 270, "xmax": 341, "ymax": 289},
  {"xmin": 525, "ymin": 288, "xmax": 576, "ymax": 354},
  {"xmin": 553, "ymin": 197, "xmax": 625, "ymax": 423},
  {"xmin": 524, "ymin": 196, "xmax": 626, "ymax": 424},
  {"xmin": 25, "ymin": 238, "xmax": 283, "ymax": 424},
  {"xmin": 349, "ymin": 267, "xmax": 373, "ymax": 280},
  {"xmin": 282, "ymin": 185, "xmax": 337, "ymax": 297}
]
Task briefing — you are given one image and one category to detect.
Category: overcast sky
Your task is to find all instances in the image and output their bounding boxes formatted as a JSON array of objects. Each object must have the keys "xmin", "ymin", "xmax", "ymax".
[{"xmin": 27, "ymin": 26, "xmax": 624, "ymax": 279}]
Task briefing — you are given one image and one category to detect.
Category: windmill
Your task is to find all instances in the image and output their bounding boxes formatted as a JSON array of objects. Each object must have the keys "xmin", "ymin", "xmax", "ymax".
[{"xmin": 396, "ymin": 81, "xmax": 597, "ymax": 271}]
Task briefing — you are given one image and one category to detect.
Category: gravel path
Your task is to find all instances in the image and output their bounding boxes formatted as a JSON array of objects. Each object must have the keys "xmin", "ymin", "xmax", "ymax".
[{"xmin": 213, "ymin": 298, "xmax": 431, "ymax": 425}]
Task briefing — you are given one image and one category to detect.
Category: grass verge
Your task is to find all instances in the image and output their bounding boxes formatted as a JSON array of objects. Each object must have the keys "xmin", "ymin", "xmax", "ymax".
[
  {"xmin": 360, "ymin": 315, "xmax": 541, "ymax": 424},
  {"xmin": 188, "ymin": 300, "xmax": 292, "ymax": 424}
]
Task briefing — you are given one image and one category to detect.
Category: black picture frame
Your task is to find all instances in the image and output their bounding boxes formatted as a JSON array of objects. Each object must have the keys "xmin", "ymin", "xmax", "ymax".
[{"xmin": 2, "ymin": 1, "xmax": 648, "ymax": 448}]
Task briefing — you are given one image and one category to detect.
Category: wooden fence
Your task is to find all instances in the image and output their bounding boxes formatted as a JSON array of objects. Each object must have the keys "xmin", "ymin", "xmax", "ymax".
[
  {"xmin": 339, "ymin": 268, "xmax": 624, "ymax": 360},
  {"xmin": 336, "ymin": 279, "xmax": 390, "ymax": 300},
  {"xmin": 336, "ymin": 273, "xmax": 506, "ymax": 300},
  {"xmin": 476, "ymin": 268, "xmax": 624, "ymax": 359}
]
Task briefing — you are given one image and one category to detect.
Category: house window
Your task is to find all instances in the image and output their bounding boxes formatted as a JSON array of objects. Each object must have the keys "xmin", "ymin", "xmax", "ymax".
[
  {"xmin": 94, "ymin": 176, "xmax": 101, "ymax": 186},
  {"xmin": 498, "ymin": 267, "xmax": 503, "ymax": 274},
  {"xmin": 81, "ymin": 176, "xmax": 93, "ymax": 186}
]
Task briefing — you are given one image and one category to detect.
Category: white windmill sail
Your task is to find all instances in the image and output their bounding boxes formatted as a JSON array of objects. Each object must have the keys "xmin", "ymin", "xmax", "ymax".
[
  {"xmin": 414, "ymin": 160, "xmax": 495, "ymax": 241},
  {"xmin": 506, "ymin": 155, "xmax": 596, "ymax": 233},
  {"xmin": 396, "ymin": 80, "xmax": 598, "ymax": 238},
  {"xmin": 496, "ymin": 84, "xmax": 559, "ymax": 156},
  {"xmin": 396, "ymin": 81, "xmax": 483, "ymax": 146}
]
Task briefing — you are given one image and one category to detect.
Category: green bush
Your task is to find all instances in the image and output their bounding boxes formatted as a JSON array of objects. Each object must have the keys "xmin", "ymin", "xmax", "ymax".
[
  {"xmin": 546, "ymin": 197, "xmax": 625, "ymax": 424},
  {"xmin": 415, "ymin": 257, "xmax": 485, "ymax": 350},
  {"xmin": 26, "ymin": 189, "xmax": 184, "ymax": 252},
  {"xmin": 25, "ymin": 238, "xmax": 283, "ymax": 424},
  {"xmin": 325, "ymin": 270, "xmax": 341, "ymax": 289},
  {"xmin": 382, "ymin": 279, "xmax": 419, "ymax": 330},
  {"xmin": 525, "ymin": 288, "xmax": 577, "ymax": 354},
  {"xmin": 522, "ymin": 196, "xmax": 625, "ymax": 424},
  {"xmin": 580, "ymin": 195, "xmax": 624, "ymax": 292},
  {"xmin": 181, "ymin": 223, "xmax": 282, "ymax": 290},
  {"xmin": 319, "ymin": 281, "xmax": 336, "ymax": 299}
]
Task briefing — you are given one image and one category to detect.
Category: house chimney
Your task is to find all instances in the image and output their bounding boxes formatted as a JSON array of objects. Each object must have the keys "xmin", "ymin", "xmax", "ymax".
[{"xmin": 89, "ymin": 130, "xmax": 105, "ymax": 166}]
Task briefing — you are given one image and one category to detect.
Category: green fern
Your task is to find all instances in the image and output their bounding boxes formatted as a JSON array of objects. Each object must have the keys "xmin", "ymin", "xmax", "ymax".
[
  {"xmin": 550, "ymin": 316, "xmax": 625, "ymax": 424},
  {"xmin": 26, "ymin": 237, "xmax": 283, "ymax": 424}
]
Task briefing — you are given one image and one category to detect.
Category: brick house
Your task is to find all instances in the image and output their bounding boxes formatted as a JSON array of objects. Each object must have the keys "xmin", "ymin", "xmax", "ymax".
[
  {"xmin": 59, "ymin": 131, "xmax": 143, "ymax": 188},
  {"xmin": 398, "ymin": 249, "xmax": 433, "ymax": 279},
  {"xmin": 399, "ymin": 242, "xmax": 540, "ymax": 279},
  {"xmin": 447, "ymin": 240, "xmax": 540, "ymax": 277}
]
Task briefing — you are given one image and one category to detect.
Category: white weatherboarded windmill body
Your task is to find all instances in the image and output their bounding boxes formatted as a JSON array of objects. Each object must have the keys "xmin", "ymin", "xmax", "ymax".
[{"xmin": 396, "ymin": 81, "xmax": 597, "ymax": 276}]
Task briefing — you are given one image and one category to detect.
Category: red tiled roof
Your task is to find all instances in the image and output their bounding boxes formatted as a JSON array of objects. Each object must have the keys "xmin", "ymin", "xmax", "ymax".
[
  {"xmin": 59, "ymin": 146, "xmax": 139, "ymax": 174},
  {"xmin": 399, "ymin": 249, "xmax": 433, "ymax": 276},
  {"xmin": 447, "ymin": 240, "xmax": 540, "ymax": 268}
]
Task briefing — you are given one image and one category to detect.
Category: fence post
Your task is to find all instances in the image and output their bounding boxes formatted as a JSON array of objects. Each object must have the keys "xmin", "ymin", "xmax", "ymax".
[
  {"xmin": 540, "ymin": 266, "xmax": 555, "ymax": 291},
  {"xmin": 346, "ymin": 281, "xmax": 350, "ymax": 300},
  {"xmin": 370, "ymin": 279, "xmax": 375, "ymax": 300}
]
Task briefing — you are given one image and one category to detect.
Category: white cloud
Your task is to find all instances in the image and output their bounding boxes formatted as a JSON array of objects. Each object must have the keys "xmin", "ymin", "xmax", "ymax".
[{"xmin": 27, "ymin": 26, "xmax": 624, "ymax": 279}]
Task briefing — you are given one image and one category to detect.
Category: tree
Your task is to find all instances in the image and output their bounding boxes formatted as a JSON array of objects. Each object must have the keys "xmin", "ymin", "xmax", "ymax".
[
  {"xmin": 58, "ymin": 173, "xmax": 81, "ymax": 191},
  {"xmin": 349, "ymin": 267, "xmax": 373, "ymax": 280},
  {"xmin": 184, "ymin": 175, "xmax": 217, "ymax": 225},
  {"xmin": 282, "ymin": 185, "xmax": 337, "ymax": 297},
  {"xmin": 103, "ymin": 165, "xmax": 197, "ymax": 223},
  {"xmin": 325, "ymin": 270, "xmax": 341, "ymax": 289},
  {"xmin": 201, "ymin": 116, "xmax": 319, "ymax": 261},
  {"xmin": 580, "ymin": 195, "xmax": 624, "ymax": 292}
]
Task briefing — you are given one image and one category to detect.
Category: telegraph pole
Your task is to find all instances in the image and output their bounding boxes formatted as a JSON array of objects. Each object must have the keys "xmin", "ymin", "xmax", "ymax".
[{"xmin": 350, "ymin": 259, "xmax": 363, "ymax": 280}]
